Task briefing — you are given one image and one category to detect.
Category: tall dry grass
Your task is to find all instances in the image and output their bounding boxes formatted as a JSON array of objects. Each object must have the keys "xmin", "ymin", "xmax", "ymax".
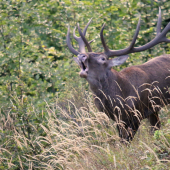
[{"xmin": 0, "ymin": 89, "xmax": 170, "ymax": 169}]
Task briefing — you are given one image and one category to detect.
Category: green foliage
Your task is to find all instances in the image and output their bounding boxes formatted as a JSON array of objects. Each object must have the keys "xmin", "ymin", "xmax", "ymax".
[
  {"xmin": 0, "ymin": 0, "xmax": 170, "ymax": 105},
  {"xmin": 0, "ymin": 0, "xmax": 170, "ymax": 169}
]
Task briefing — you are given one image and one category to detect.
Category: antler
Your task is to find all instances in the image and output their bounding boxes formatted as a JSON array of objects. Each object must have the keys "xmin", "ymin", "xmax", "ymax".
[
  {"xmin": 66, "ymin": 19, "xmax": 93, "ymax": 55},
  {"xmin": 101, "ymin": 7, "xmax": 170, "ymax": 57},
  {"xmin": 77, "ymin": 23, "xmax": 92, "ymax": 52}
]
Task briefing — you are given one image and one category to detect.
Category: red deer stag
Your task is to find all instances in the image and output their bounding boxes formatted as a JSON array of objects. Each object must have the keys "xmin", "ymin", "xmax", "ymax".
[{"xmin": 66, "ymin": 8, "xmax": 170, "ymax": 141}]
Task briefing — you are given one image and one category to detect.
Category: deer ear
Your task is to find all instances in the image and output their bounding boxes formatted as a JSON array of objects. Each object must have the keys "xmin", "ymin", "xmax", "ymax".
[{"xmin": 108, "ymin": 55, "xmax": 129, "ymax": 68}]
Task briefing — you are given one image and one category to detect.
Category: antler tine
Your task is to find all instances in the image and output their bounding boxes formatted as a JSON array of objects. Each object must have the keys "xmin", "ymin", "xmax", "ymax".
[
  {"xmin": 159, "ymin": 22, "xmax": 170, "ymax": 42},
  {"xmin": 100, "ymin": 23, "xmax": 109, "ymax": 53},
  {"xmin": 83, "ymin": 18, "xmax": 93, "ymax": 36},
  {"xmin": 128, "ymin": 16, "xmax": 141, "ymax": 50},
  {"xmin": 77, "ymin": 23, "xmax": 92, "ymax": 52},
  {"xmin": 155, "ymin": 7, "xmax": 170, "ymax": 42},
  {"xmin": 101, "ymin": 8, "xmax": 170, "ymax": 58},
  {"xmin": 73, "ymin": 27, "xmax": 86, "ymax": 53},
  {"xmin": 156, "ymin": 7, "xmax": 162, "ymax": 34},
  {"xmin": 89, "ymin": 39, "xmax": 95, "ymax": 44},
  {"xmin": 66, "ymin": 25, "xmax": 79, "ymax": 55},
  {"xmin": 73, "ymin": 18, "xmax": 93, "ymax": 53}
]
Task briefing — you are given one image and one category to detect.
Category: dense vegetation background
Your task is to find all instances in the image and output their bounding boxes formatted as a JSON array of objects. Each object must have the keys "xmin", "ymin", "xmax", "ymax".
[{"xmin": 0, "ymin": 0, "xmax": 170, "ymax": 169}]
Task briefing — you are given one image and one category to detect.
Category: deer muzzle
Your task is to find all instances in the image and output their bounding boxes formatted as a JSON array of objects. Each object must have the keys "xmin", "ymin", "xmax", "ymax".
[{"xmin": 77, "ymin": 54, "xmax": 88, "ymax": 78}]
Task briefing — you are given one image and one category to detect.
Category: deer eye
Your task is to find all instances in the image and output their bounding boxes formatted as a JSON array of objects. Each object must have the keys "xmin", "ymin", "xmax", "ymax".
[{"xmin": 101, "ymin": 58, "xmax": 105, "ymax": 61}]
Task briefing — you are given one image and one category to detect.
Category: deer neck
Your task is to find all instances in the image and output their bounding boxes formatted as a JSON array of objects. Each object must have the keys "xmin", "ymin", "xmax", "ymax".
[{"xmin": 88, "ymin": 69, "xmax": 129, "ymax": 98}]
